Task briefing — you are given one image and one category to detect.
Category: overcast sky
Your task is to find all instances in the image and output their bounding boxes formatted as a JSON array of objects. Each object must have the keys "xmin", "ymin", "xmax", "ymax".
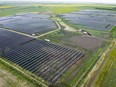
[{"xmin": 1, "ymin": 0, "xmax": 116, "ymax": 4}]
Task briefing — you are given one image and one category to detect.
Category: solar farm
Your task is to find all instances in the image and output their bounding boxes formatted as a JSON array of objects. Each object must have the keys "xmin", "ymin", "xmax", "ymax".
[
  {"xmin": 0, "ymin": 27, "xmax": 85, "ymax": 86},
  {"xmin": 61, "ymin": 10, "xmax": 116, "ymax": 30},
  {"xmin": 0, "ymin": 28, "xmax": 34, "ymax": 50},
  {"xmin": 0, "ymin": 2, "xmax": 116, "ymax": 87},
  {"xmin": 0, "ymin": 13, "xmax": 57, "ymax": 35},
  {"xmin": 1, "ymin": 40, "xmax": 84, "ymax": 84}
]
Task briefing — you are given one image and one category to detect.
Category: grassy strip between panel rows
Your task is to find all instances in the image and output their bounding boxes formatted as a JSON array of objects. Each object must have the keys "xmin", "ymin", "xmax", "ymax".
[{"xmin": 0, "ymin": 57, "xmax": 49, "ymax": 87}]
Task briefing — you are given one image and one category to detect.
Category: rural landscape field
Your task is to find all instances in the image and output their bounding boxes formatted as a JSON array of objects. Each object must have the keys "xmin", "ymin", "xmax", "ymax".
[{"xmin": 0, "ymin": 0, "xmax": 116, "ymax": 87}]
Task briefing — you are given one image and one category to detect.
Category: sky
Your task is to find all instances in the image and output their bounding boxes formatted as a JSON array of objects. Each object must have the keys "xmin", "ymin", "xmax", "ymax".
[{"xmin": 1, "ymin": 0, "xmax": 116, "ymax": 4}]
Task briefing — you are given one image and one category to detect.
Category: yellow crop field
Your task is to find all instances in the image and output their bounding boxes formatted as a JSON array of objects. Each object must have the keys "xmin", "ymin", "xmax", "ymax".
[{"xmin": 0, "ymin": 6, "xmax": 15, "ymax": 9}]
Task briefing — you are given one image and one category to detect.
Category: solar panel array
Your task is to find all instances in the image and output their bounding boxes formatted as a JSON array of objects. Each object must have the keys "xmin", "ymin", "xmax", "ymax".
[
  {"xmin": 0, "ymin": 16, "xmax": 84, "ymax": 84},
  {"xmin": 0, "ymin": 13, "xmax": 57, "ymax": 35},
  {"xmin": 0, "ymin": 28, "xmax": 34, "ymax": 50},
  {"xmin": 62, "ymin": 10, "xmax": 116, "ymax": 30},
  {"xmin": 2, "ymin": 40, "xmax": 84, "ymax": 84}
]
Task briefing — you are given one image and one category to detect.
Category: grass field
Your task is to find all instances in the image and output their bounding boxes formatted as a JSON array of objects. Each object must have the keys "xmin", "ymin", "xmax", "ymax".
[
  {"xmin": 110, "ymin": 26, "xmax": 116, "ymax": 38},
  {"xmin": 0, "ymin": 6, "xmax": 47, "ymax": 16},
  {"xmin": 0, "ymin": 58, "xmax": 41, "ymax": 87},
  {"xmin": 0, "ymin": 3, "xmax": 116, "ymax": 17},
  {"xmin": 32, "ymin": 4, "xmax": 116, "ymax": 14},
  {"xmin": 39, "ymin": 29, "xmax": 84, "ymax": 50},
  {"xmin": 93, "ymin": 26, "xmax": 116, "ymax": 87},
  {"xmin": 93, "ymin": 44, "xmax": 116, "ymax": 87},
  {"xmin": 0, "ymin": 5, "xmax": 15, "ymax": 9}
]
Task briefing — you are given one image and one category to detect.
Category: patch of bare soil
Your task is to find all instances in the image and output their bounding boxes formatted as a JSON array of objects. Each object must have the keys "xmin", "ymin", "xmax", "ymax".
[{"xmin": 69, "ymin": 35, "xmax": 104, "ymax": 50}]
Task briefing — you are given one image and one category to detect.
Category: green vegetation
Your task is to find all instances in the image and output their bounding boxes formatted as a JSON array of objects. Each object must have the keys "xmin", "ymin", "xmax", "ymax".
[
  {"xmin": 40, "ymin": 30, "xmax": 81, "ymax": 42},
  {"xmin": 0, "ymin": 6, "xmax": 47, "ymax": 16},
  {"xmin": 0, "ymin": 3, "xmax": 116, "ymax": 17},
  {"xmin": 57, "ymin": 42, "xmax": 109, "ymax": 87},
  {"xmin": 0, "ymin": 5, "xmax": 15, "ymax": 9},
  {"xmin": 0, "ymin": 56, "xmax": 49, "ymax": 87},
  {"xmin": 33, "ymin": 4, "xmax": 116, "ymax": 14},
  {"xmin": 110, "ymin": 26, "xmax": 116, "ymax": 38},
  {"xmin": 95, "ymin": 7, "xmax": 116, "ymax": 11},
  {"xmin": 60, "ymin": 17, "xmax": 110, "ymax": 39},
  {"xmin": 39, "ymin": 29, "xmax": 110, "ymax": 87},
  {"xmin": 92, "ymin": 26, "xmax": 116, "ymax": 87},
  {"xmin": 0, "ymin": 3, "xmax": 116, "ymax": 87},
  {"xmin": 39, "ymin": 29, "xmax": 83, "ymax": 50},
  {"xmin": 0, "ymin": 58, "xmax": 41, "ymax": 87},
  {"xmin": 51, "ymin": 7, "xmax": 80, "ymax": 14},
  {"xmin": 94, "ymin": 45, "xmax": 116, "ymax": 87}
]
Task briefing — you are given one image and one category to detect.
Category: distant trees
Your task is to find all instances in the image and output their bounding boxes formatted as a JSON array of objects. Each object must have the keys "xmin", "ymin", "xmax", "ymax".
[{"xmin": 95, "ymin": 7, "xmax": 116, "ymax": 11}]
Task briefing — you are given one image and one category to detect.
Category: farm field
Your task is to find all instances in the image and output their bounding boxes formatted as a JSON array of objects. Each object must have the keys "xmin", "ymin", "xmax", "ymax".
[
  {"xmin": 0, "ymin": 5, "xmax": 15, "ymax": 9},
  {"xmin": 93, "ymin": 43, "xmax": 116, "ymax": 87},
  {"xmin": 0, "ymin": 2, "xmax": 116, "ymax": 87},
  {"xmin": 0, "ymin": 59, "xmax": 41, "ymax": 87},
  {"xmin": 0, "ymin": 3, "xmax": 116, "ymax": 17},
  {"xmin": 91, "ymin": 27, "xmax": 116, "ymax": 87},
  {"xmin": 32, "ymin": 4, "xmax": 116, "ymax": 14},
  {"xmin": 0, "ymin": 5, "xmax": 47, "ymax": 17}
]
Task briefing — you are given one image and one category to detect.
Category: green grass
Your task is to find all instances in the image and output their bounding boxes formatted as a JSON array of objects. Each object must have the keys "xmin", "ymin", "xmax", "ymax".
[
  {"xmin": 32, "ymin": 4, "xmax": 116, "ymax": 14},
  {"xmin": 0, "ymin": 5, "xmax": 15, "ymax": 9},
  {"xmin": 39, "ymin": 29, "xmax": 83, "ymax": 50},
  {"xmin": 110, "ymin": 26, "xmax": 116, "ymax": 38},
  {"xmin": 0, "ymin": 58, "xmax": 41, "ymax": 87},
  {"xmin": 40, "ymin": 30, "xmax": 65, "ymax": 43},
  {"xmin": 0, "ymin": 57, "xmax": 49, "ymax": 87},
  {"xmin": 39, "ymin": 29, "xmax": 81, "ymax": 42},
  {"xmin": 0, "ymin": 3, "xmax": 115, "ymax": 87},
  {"xmin": 60, "ymin": 17, "xmax": 110, "ymax": 39},
  {"xmin": 94, "ymin": 45, "xmax": 116, "ymax": 87},
  {"xmin": 54, "ymin": 42, "xmax": 109, "ymax": 87},
  {"xmin": 0, "ymin": 3, "xmax": 116, "ymax": 17},
  {"xmin": 51, "ymin": 7, "xmax": 80, "ymax": 14},
  {"xmin": 0, "ymin": 6, "xmax": 47, "ymax": 17}
]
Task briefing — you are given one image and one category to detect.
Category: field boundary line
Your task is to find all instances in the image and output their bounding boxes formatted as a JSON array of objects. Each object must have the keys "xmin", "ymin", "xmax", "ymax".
[{"xmin": 0, "ymin": 58, "xmax": 48, "ymax": 87}]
